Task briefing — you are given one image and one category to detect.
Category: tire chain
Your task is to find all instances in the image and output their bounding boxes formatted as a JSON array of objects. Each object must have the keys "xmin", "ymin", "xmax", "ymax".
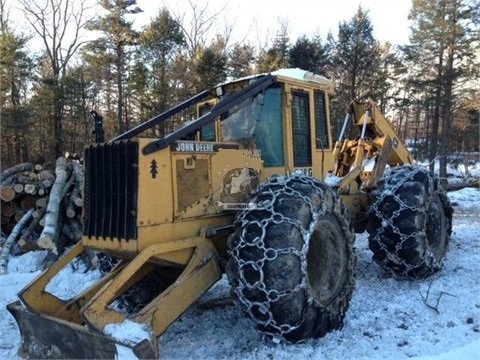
[
  {"xmin": 228, "ymin": 173, "xmax": 333, "ymax": 341},
  {"xmin": 368, "ymin": 165, "xmax": 450, "ymax": 278}
]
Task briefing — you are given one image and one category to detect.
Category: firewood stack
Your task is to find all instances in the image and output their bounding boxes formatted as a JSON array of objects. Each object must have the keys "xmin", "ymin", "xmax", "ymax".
[{"xmin": 0, "ymin": 157, "xmax": 84, "ymax": 273}]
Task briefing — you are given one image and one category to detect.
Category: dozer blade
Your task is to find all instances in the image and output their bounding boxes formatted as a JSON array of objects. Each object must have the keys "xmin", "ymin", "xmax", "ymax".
[
  {"xmin": 7, "ymin": 231, "xmax": 222, "ymax": 359},
  {"xmin": 7, "ymin": 300, "xmax": 155, "ymax": 359}
]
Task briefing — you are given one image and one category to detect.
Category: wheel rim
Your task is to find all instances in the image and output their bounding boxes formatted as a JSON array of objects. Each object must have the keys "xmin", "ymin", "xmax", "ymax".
[
  {"xmin": 307, "ymin": 217, "xmax": 347, "ymax": 307},
  {"xmin": 426, "ymin": 194, "xmax": 447, "ymax": 259}
]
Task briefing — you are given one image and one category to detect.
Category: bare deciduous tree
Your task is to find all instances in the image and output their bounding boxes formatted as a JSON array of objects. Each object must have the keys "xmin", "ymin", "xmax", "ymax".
[{"xmin": 18, "ymin": 0, "xmax": 93, "ymax": 157}]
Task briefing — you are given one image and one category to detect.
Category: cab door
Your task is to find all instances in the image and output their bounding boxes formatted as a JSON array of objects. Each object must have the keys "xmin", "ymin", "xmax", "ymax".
[
  {"xmin": 291, "ymin": 90, "xmax": 313, "ymax": 169},
  {"xmin": 286, "ymin": 85, "xmax": 334, "ymax": 179}
]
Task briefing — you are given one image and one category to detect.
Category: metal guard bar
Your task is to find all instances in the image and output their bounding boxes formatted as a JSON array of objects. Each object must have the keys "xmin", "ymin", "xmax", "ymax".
[
  {"xmin": 142, "ymin": 74, "xmax": 276, "ymax": 155},
  {"xmin": 111, "ymin": 90, "xmax": 211, "ymax": 142}
]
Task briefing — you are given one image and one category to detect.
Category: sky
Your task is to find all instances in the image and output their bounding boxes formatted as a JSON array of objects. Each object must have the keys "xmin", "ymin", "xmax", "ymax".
[
  {"xmin": 1, "ymin": 161, "xmax": 480, "ymax": 359},
  {"xmin": 134, "ymin": 0, "xmax": 413, "ymax": 46},
  {"xmin": 3, "ymin": 0, "xmax": 413, "ymax": 54}
]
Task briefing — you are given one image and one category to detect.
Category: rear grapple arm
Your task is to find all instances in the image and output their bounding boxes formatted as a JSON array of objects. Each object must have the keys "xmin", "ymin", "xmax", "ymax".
[{"xmin": 333, "ymin": 99, "xmax": 413, "ymax": 192}]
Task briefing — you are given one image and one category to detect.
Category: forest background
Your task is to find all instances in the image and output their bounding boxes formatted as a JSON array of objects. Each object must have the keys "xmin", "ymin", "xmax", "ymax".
[{"xmin": 0, "ymin": 0, "xmax": 479, "ymax": 181}]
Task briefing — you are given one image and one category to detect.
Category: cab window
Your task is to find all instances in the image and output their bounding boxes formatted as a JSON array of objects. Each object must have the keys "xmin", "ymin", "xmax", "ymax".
[
  {"xmin": 314, "ymin": 90, "xmax": 329, "ymax": 149},
  {"xmin": 220, "ymin": 85, "xmax": 284, "ymax": 167},
  {"xmin": 198, "ymin": 103, "xmax": 216, "ymax": 141},
  {"xmin": 253, "ymin": 86, "xmax": 284, "ymax": 167},
  {"xmin": 291, "ymin": 90, "xmax": 312, "ymax": 167}
]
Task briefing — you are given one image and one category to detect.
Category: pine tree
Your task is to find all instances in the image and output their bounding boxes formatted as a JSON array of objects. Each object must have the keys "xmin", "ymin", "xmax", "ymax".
[
  {"xmin": 256, "ymin": 20, "xmax": 291, "ymax": 72},
  {"xmin": 86, "ymin": 0, "xmax": 143, "ymax": 133},
  {"xmin": 405, "ymin": 0, "xmax": 480, "ymax": 178},
  {"xmin": 327, "ymin": 6, "xmax": 383, "ymax": 138},
  {"xmin": 62, "ymin": 65, "xmax": 97, "ymax": 151},
  {"xmin": 288, "ymin": 34, "xmax": 329, "ymax": 75},
  {"xmin": 227, "ymin": 42, "xmax": 255, "ymax": 79},
  {"xmin": 133, "ymin": 8, "xmax": 185, "ymax": 136},
  {"xmin": 195, "ymin": 36, "xmax": 228, "ymax": 89},
  {"xmin": 137, "ymin": 8, "xmax": 185, "ymax": 113},
  {"xmin": 328, "ymin": 6, "xmax": 381, "ymax": 101},
  {"xmin": 0, "ymin": 19, "xmax": 34, "ymax": 167}
]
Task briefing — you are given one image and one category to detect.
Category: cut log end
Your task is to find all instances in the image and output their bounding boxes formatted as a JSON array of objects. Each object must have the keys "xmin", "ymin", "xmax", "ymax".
[
  {"xmin": 0, "ymin": 185, "xmax": 16, "ymax": 202},
  {"xmin": 37, "ymin": 236, "xmax": 53, "ymax": 250}
]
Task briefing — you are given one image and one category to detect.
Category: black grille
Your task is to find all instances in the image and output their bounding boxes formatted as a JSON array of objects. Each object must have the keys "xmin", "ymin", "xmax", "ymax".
[{"xmin": 83, "ymin": 141, "xmax": 138, "ymax": 240}]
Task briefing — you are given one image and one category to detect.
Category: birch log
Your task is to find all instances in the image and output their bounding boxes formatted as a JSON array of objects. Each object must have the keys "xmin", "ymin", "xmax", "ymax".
[
  {"xmin": 65, "ymin": 199, "xmax": 76, "ymax": 218},
  {"xmin": 71, "ymin": 160, "xmax": 83, "ymax": 195},
  {"xmin": 18, "ymin": 207, "xmax": 45, "ymax": 252},
  {"xmin": 70, "ymin": 187, "xmax": 82, "ymax": 207},
  {"xmin": 13, "ymin": 183, "xmax": 24, "ymax": 193},
  {"xmin": 0, "ymin": 162, "xmax": 33, "ymax": 183},
  {"xmin": 36, "ymin": 157, "xmax": 68, "ymax": 254},
  {"xmin": 62, "ymin": 219, "xmax": 83, "ymax": 243},
  {"xmin": 0, "ymin": 208, "xmax": 34, "ymax": 275},
  {"xmin": 60, "ymin": 170, "xmax": 75, "ymax": 199},
  {"xmin": 68, "ymin": 219, "xmax": 83, "ymax": 242}
]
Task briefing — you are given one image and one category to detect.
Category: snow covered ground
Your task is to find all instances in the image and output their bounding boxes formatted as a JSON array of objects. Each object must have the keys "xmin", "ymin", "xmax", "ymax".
[{"xmin": 1, "ymin": 164, "xmax": 479, "ymax": 360}]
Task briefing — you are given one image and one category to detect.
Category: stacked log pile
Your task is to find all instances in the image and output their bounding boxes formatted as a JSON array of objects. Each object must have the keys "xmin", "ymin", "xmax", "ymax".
[
  {"xmin": 0, "ymin": 157, "xmax": 84, "ymax": 274},
  {"xmin": 445, "ymin": 177, "xmax": 480, "ymax": 191}
]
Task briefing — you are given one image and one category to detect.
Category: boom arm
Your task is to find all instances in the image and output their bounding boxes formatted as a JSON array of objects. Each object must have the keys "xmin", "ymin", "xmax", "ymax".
[
  {"xmin": 351, "ymin": 100, "xmax": 413, "ymax": 165},
  {"xmin": 333, "ymin": 99, "xmax": 413, "ymax": 191}
]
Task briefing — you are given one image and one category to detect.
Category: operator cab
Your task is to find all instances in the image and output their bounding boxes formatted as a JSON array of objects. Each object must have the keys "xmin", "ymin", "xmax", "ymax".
[{"xmin": 194, "ymin": 69, "xmax": 336, "ymax": 179}]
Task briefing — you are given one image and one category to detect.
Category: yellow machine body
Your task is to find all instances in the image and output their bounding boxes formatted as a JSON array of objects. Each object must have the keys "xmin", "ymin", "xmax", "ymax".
[{"xmin": 8, "ymin": 69, "xmax": 413, "ymax": 359}]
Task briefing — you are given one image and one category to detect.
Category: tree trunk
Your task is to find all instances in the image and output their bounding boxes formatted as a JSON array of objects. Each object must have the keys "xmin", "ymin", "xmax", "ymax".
[
  {"xmin": 429, "ymin": 47, "xmax": 444, "ymax": 173},
  {"xmin": 117, "ymin": 44, "xmax": 125, "ymax": 133},
  {"xmin": 439, "ymin": 2, "xmax": 458, "ymax": 187},
  {"xmin": 53, "ymin": 94, "xmax": 64, "ymax": 158},
  {"xmin": 0, "ymin": 208, "xmax": 34, "ymax": 275},
  {"xmin": 36, "ymin": 157, "xmax": 69, "ymax": 254}
]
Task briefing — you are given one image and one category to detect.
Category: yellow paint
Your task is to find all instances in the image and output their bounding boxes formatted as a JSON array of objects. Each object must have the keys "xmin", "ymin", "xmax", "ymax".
[{"xmin": 14, "ymin": 70, "xmax": 416, "ymax": 359}]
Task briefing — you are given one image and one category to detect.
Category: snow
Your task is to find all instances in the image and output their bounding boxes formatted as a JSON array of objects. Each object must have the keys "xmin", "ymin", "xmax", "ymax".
[
  {"xmin": 449, "ymin": 188, "xmax": 480, "ymax": 213},
  {"xmin": 104, "ymin": 320, "xmax": 151, "ymax": 347},
  {"xmin": 44, "ymin": 254, "xmax": 103, "ymax": 300},
  {"xmin": 272, "ymin": 68, "xmax": 331, "ymax": 87},
  {"xmin": 1, "ymin": 169, "xmax": 479, "ymax": 359},
  {"xmin": 325, "ymin": 173, "xmax": 342, "ymax": 186}
]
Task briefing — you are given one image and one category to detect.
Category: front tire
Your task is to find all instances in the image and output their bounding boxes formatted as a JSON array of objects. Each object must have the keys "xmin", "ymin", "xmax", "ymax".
[
  {"xmin": 226, "ymin": 174, "xmax": 355, "ymax": 343},
  {"xmin": 367, "ymin": 165, "xmax": 453, "ymax": 279}
]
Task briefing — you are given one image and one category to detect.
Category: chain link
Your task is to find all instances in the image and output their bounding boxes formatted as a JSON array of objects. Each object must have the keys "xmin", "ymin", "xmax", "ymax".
[
  {"xmin": 230, "ymin": 174, "xmax": 329, "ymax": 340},
  {"xmin": 369, "ymin": 166, "xmax": 441, "ymax": 276}
]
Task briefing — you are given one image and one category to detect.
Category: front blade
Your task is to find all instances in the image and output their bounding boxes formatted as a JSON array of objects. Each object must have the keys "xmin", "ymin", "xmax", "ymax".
[{"xmin": 7, "ymin": 300, "xmax": 155, "ymax": 359}]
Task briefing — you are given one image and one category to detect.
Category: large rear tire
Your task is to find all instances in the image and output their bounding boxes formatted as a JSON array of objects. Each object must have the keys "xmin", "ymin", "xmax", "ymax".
[
  {"xmin": 226, "ymin": 174, "xmax": 355, "ymax": 343},
  {"xmin": 367, "ymin": 165, "xmax": 453, "ymax": 279}
]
